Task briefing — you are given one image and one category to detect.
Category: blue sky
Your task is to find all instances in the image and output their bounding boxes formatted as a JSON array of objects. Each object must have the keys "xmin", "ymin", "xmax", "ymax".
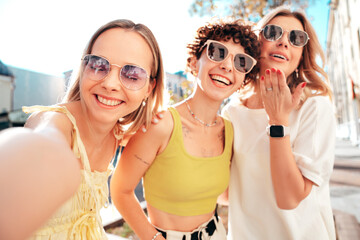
[
  {"xmin": 0, "ymin": 0, "xmax": 330, "ymax": 77},
  {"xmin": 306, "ymin": 0, "xmax": 330, "ymax": 51}
]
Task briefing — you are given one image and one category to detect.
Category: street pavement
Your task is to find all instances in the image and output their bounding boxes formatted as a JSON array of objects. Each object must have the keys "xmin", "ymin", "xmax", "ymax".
[{"xmin": 331, "ymin": 138, "xmax": 360, "ymax": 223}]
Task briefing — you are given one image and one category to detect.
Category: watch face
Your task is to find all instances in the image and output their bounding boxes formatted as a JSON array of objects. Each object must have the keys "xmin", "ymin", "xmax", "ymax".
[{"xmin": 270, "ymin": 125, "xmax": 284, "ymax": 137}]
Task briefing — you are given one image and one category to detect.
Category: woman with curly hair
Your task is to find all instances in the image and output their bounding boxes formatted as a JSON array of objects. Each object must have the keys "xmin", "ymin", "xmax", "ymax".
[
  {"xmin": 110, "ymin": 19, "xmax": 260, "ymax": 240},
  {"xmin": 222, "ymin": 6, "xmax": 336, "ymax": 240}
]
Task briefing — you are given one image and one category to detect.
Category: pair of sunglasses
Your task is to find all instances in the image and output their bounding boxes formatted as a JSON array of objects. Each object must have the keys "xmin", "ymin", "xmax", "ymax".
[
  {"xmin": 201, "ymin": 40, "xmax": 257, "ymax": 74},
  {"xmin": 81, "ymin": 54, "xmax": 150, "ymax": 91},
  {"xmin": 262, "ymin": 24, "xmax": 309, "ymax": 47}
]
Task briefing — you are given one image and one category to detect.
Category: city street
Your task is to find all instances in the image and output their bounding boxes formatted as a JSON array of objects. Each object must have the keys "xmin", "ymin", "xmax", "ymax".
[{"xmin": 331, "ymin": 138, "xmax": 360, "ymax": 239}]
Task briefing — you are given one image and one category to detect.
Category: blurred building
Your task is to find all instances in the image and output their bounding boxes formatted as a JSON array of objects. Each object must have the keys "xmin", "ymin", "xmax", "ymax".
[
  {"xmin": 0, "ymin": 60, "xmax": 15, "ymax": 129},
  {"xmin": 166, "ymin": 71, "xmax": 194, "ymax": 104},
  {"xmin": 0, "ymin": 60, "xmax": 14, "ymax": 112},
  {"xmin": 0, "ymin": 60, "xmax": 66, "ymax": 129},
  {"xmin": 327, "ymin": 0, "xmax": 360, "ymax": 144},
  {"xmin": 9, "ymin": 67, "xmax": 66, "ymax": 110}
]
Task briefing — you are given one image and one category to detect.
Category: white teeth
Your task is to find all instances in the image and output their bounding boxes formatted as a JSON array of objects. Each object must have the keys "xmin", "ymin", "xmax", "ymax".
[
  {"xmin": 97, "ymin": 95, "xmax": 121, "ymax": 106},
  {"xmin": 271, "ymin": 54, "xmax": 287, "ymax": 60},
  {"xmin": 211, "ymin": 75, "xmax": 230, "ymax": 85}
]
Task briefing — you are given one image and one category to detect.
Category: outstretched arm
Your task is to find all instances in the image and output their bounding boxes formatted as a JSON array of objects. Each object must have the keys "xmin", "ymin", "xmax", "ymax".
[{"xmin": 0, "ymin": 123, "xmax": 81, "ymax": 240}]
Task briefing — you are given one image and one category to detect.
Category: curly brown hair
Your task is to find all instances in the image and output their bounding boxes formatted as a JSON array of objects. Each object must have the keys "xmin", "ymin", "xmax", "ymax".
[{"xmin": 186, "ymin": 19, "xmax": 261, "ymax": 86}]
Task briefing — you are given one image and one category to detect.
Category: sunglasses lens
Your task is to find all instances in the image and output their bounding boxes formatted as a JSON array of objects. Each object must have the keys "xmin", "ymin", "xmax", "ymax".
[
  {"xmin": 263, "ymin": 25, "xmax": 282, "ymax": 41},
  {"xmin": 207, "ymin": 41, "xmax": 228, "ymax": 62},
  {"xmin": 204, "ymin": 40, "xmax": 255, "ymax": 74},
  {"xmin": 234, "ymin": 54, "xmax": 255, "ymax": 73},
  {"xmin": 263, "ymin": 25, "xmax": 308, "ymax": 47},
  {"xmin": 120, "ymin": 65, "xmax": 148, "ymax": 90},
  {"xmin": 289, "ymin": 30, "xmax": 308, "ymax": 47},
  {"xmin": 82, "ymin": 55, "xmax": 110, "ymax": 80}
]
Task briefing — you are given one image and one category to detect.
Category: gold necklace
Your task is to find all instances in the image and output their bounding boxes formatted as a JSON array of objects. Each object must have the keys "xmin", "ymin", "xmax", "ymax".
[{"xmin": 185, "ymin": 100, "xmax": 217, "ymax": 127}]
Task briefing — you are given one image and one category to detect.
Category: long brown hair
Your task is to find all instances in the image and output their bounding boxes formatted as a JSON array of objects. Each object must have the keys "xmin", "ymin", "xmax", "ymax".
[{"xmin": 63, "ymin": 19, "xmax": 165, "ymax": 134}]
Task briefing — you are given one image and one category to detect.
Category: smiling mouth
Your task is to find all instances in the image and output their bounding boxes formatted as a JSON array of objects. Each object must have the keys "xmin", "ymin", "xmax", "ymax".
[
  {"xmin": 270, "ymin": 54, "xmax": 288, "ymax": 61},
  {"xmin": 210, "ymin": 75, "xmax": 231, "ymax": 86},
  {"xmin": 96, "ymin": 95, "xmax": 123, "ymax": 106}
]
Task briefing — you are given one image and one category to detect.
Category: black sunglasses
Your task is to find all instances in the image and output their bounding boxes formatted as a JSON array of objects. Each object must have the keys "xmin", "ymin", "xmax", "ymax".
[{"xmin": 262, "ymin": 24, "xmax": 309, "ymax": 47}]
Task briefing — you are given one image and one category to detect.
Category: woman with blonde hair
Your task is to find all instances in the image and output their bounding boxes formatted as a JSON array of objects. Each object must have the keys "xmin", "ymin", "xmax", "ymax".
[
  {"xmin": 0, "ymin": 18, "xmax": 164, "ymax": 240},
  {"xmin": 222, "ymin": 6, "xmax": 336, "ymax": 240}
]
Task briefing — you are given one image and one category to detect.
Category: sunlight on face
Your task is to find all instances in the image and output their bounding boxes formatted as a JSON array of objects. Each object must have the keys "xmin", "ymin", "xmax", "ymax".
[{"xmin": 259, "ymin": 16, "xmax": 304, "ymax": 78}]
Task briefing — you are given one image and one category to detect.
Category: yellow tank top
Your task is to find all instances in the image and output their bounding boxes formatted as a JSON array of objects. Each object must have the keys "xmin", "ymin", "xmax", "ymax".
[
  {"xmin": 23, "ymin": 105, "xmax": 120, "ymax": 240},
  {"xmin": 143, "ymin": 107, "xmax": 233, "ymax": 216}
]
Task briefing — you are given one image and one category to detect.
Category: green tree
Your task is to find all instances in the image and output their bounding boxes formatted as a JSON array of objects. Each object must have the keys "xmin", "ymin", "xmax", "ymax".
[{"xmin": 189, "ymin": 0, "xmax": 311, "ymax": 21}]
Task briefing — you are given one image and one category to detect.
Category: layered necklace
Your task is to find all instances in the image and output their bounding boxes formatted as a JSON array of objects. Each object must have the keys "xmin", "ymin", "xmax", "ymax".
[{"xmin": 185, "ymin": 100, "xmax": 218, "ymax": 127}]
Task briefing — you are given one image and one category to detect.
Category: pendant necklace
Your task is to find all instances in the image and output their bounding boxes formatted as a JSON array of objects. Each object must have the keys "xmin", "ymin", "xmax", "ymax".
[{"xmin": 185, "ymin": 100, "xmax": 217, "ymax": 127}]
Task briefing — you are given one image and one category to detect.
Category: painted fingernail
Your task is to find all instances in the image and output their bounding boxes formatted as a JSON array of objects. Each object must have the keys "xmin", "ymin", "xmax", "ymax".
[
  {"xmin": 277, "ymin": 69, "xmax": 281, "ymax": 74},
  {"xmin": 266, "ymin": 69, "xmax": 270, "ymax": 74},
  {"xmin": 153, "ymin": 118, "xmax": 159, "ymax": 123},
  {"xmin": 142, "ymin": 127, "xmax": 147, "ymax": 133},
  {"xmin": 158, "ymin": 114, "xmax": 164, "ymax": 118},
  {"xmin": 261, "ymin": 76, "xmax": 265, "ymax": 80},
  {"xmin": 301, "ymin": 82, "xmax": 307, "ymax": 88},
  {"xmin": 271, "ymin": 68, "xmax": 276, "ymax": 72}
]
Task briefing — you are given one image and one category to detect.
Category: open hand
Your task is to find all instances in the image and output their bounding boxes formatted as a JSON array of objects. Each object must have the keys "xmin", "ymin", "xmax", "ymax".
[{"xmin": 259, "ymin": 68, "xmax": 306, "ymax": 125}]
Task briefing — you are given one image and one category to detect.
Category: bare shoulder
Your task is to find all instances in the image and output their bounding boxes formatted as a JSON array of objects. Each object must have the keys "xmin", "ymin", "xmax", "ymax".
[
  {"xmin": 148, "ymin": 109, "xmax": 174, "ymax": 137},
  {"xmin": 127, "ymin": 109, "xmax": 174, "ymax": 153},
  {"xmin": 24, "ymin": 106, "xmax": 73, "ymax": 145}
]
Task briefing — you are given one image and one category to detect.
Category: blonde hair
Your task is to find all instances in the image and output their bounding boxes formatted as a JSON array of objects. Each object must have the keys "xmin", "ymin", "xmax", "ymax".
[
  {"xmin": 256, "ymin": 6, "xmax": 332, "ymax": 103},
  {"xmin": 63, "ymin": 19, "xmax": 165, "ymax": 134}
]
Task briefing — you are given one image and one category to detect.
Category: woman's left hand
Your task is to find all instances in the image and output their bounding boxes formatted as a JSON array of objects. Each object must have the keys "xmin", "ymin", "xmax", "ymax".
[{"xmin": 260, "ymin": 68, "xmax": 306, "ymax": 125}]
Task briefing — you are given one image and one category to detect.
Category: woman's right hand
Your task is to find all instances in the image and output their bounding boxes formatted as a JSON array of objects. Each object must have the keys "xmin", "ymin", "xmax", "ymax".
[{"xmin": 0, "ymin": 127, "xmax": 81, "ymax": 240}]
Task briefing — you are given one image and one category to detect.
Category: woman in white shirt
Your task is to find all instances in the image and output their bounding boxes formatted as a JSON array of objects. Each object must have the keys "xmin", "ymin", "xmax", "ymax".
[{"xmin": 222, "ymin": 6, "xmax": 336, "ymax": 240}]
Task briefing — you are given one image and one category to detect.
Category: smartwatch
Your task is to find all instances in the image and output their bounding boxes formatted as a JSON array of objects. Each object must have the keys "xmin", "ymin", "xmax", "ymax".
[{"xmin": 266, "ymin": 125, "xmax": 290, "ymax": 138}]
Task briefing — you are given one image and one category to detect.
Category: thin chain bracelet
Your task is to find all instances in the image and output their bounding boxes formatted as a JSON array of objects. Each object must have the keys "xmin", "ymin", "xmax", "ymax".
[{"xmin": 152, "ymin": 232, "xmax": 161, "ymax": 240}]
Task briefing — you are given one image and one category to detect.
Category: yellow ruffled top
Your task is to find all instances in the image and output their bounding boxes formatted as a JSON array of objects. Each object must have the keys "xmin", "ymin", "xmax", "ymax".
[{"xmin": 23, "ymin": 105, "xmax": 121, "ymax": 240}]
